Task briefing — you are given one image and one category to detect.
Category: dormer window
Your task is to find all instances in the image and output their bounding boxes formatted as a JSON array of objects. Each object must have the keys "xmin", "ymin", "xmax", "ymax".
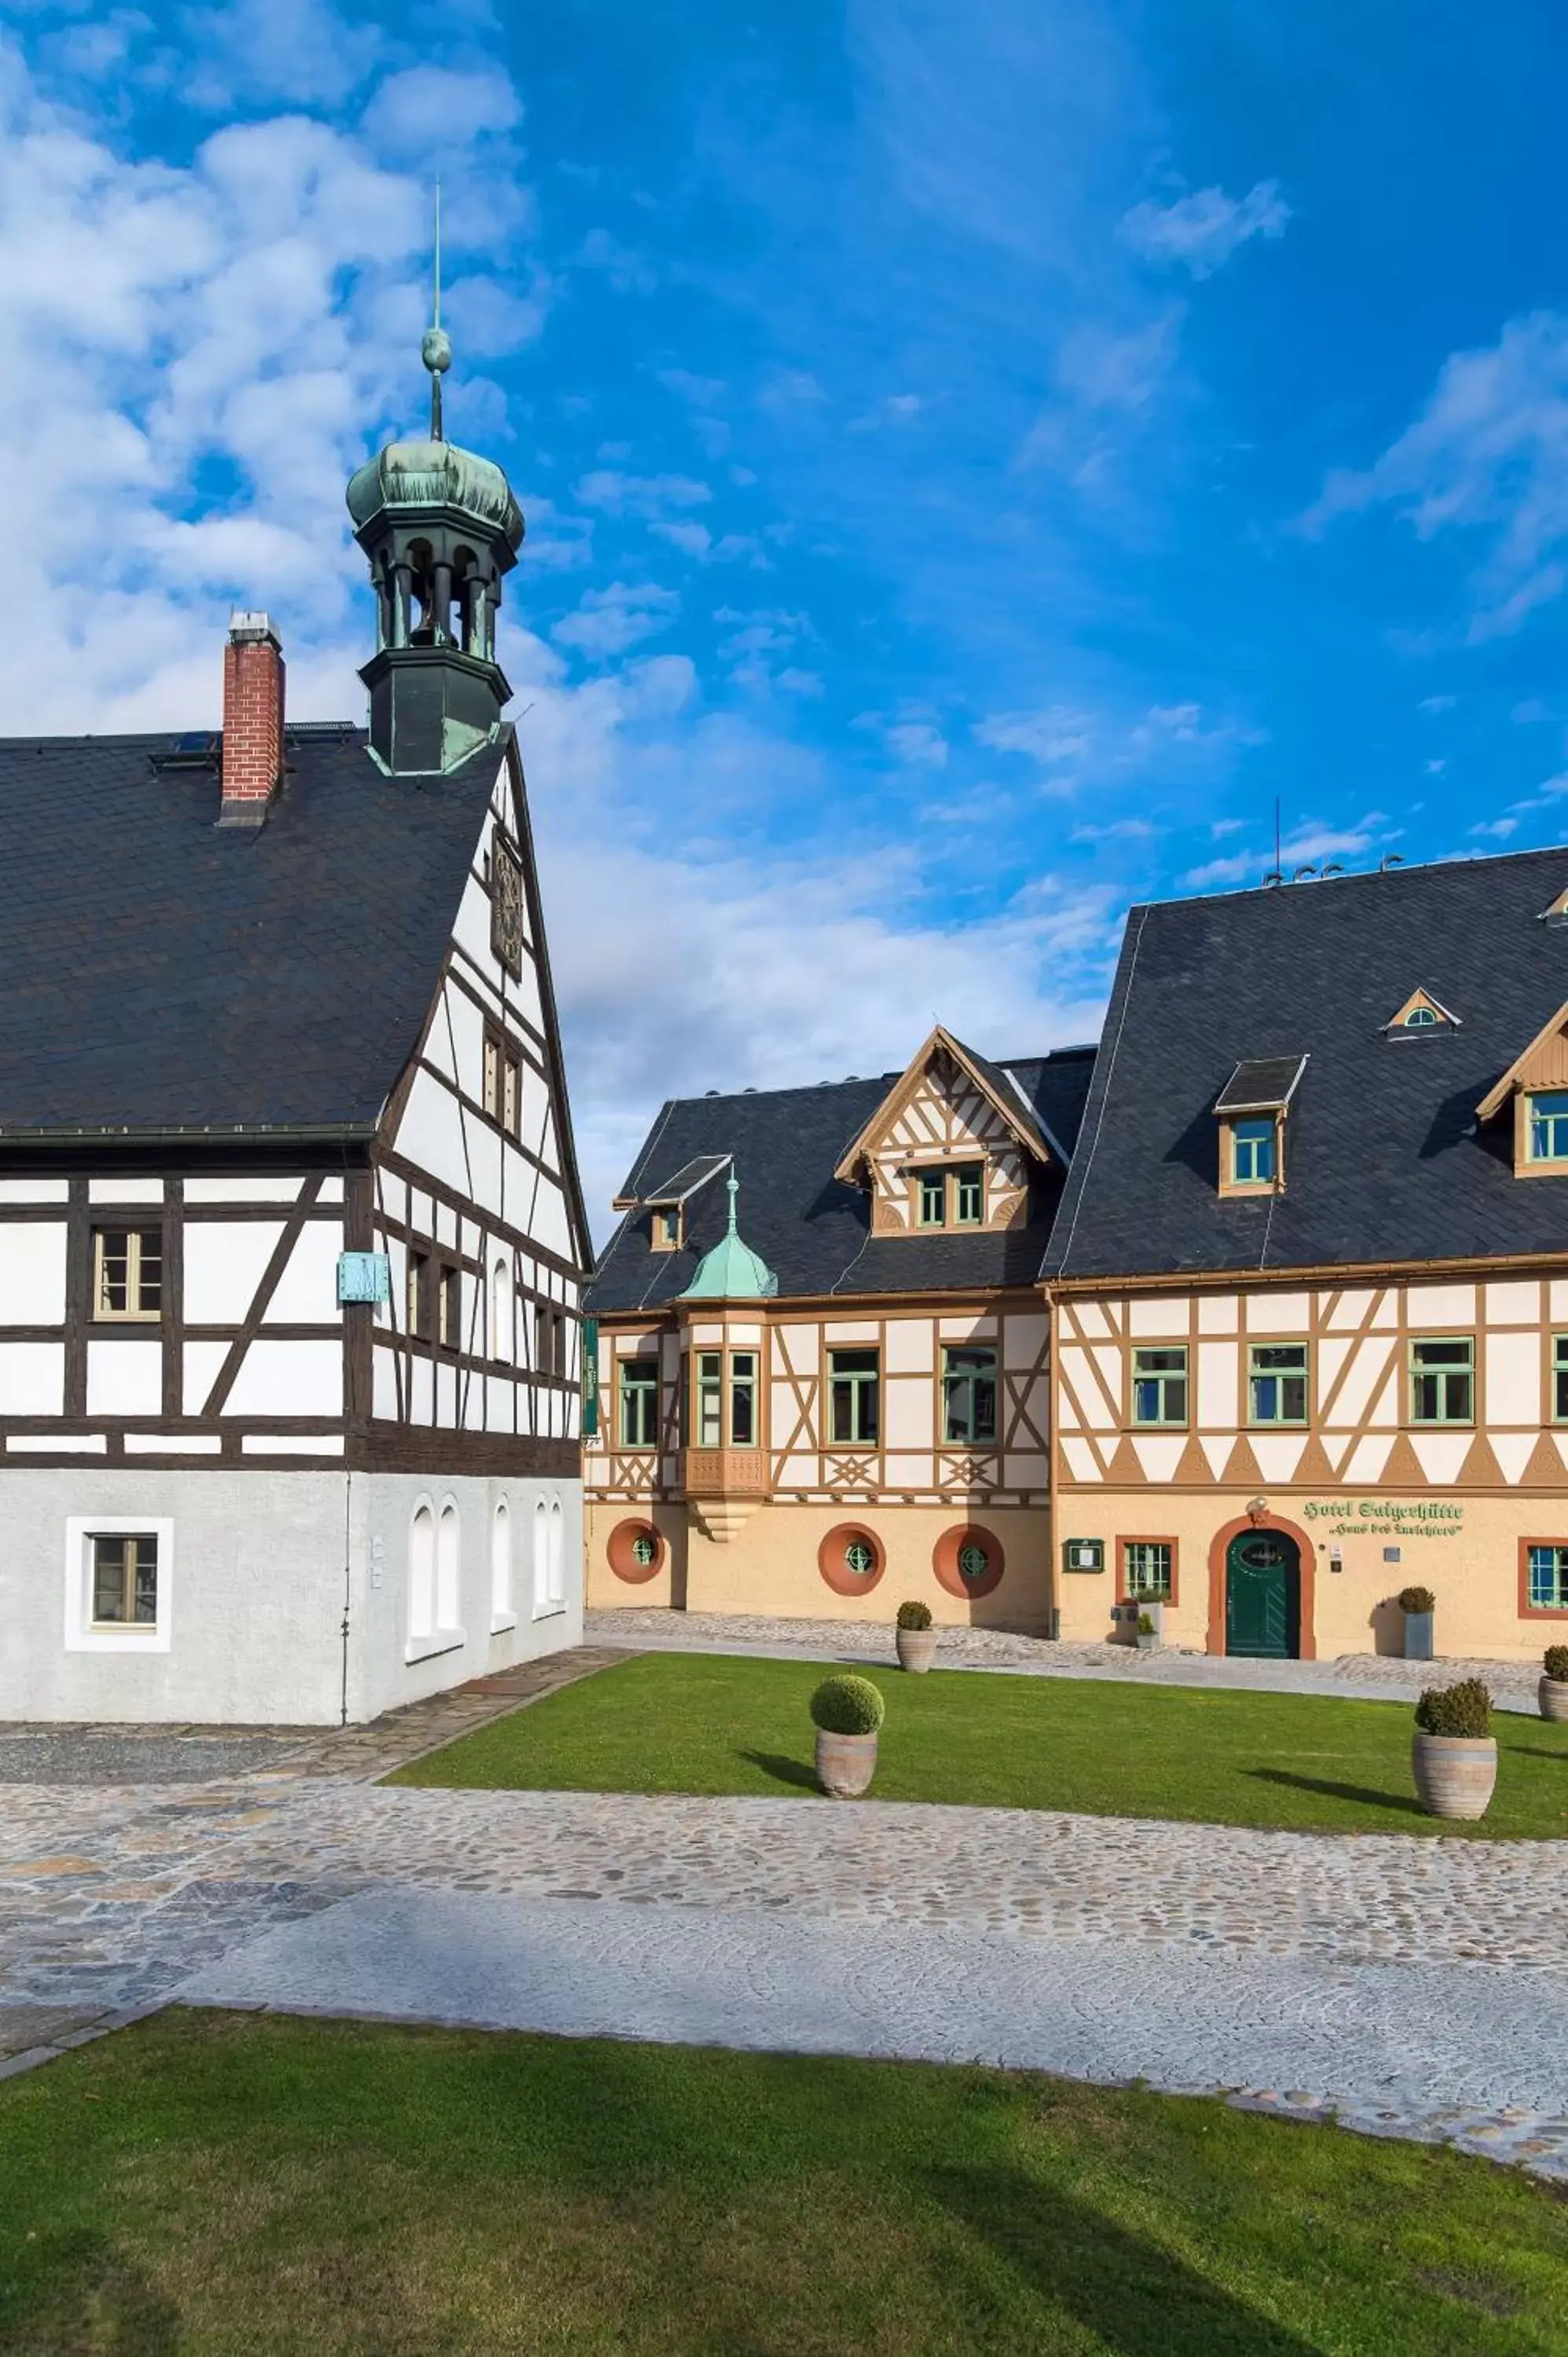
[
  {"xmin": 1230, "ymin": 1118, "xmax": 1276, "ymax": 1186},
  {"xmin": 1384, "ymin": 987, "xmax": 1459, "ymax": 1036},
  {"xmin": 1213, "ymin": 1055, "xmax": 1306, "ymax": 1200},
  {"xmin": 914, "ymin": 1162, "xmax": 986, "ymax": 1229},
  {"xmin": 1529, "ymin": 1092, "xmax": 1568, "ymax": 1165},
  {"xmin": 651, "ymin": 1207, "xmax": 683, "ymax": 1252}
]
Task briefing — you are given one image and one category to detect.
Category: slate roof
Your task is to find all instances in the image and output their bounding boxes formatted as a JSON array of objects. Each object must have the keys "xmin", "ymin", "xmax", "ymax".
[
  {"xmin": 1043, "ymin": 844, "xmax": 1568, "ymax": 1281},
  {"xmin": 587, "ymin": 1047, "xmax": 1097, "ymax": 1314},
  {"xmin": 0, "ymin": 725, "xmax": 504, "ymax": 1141}
]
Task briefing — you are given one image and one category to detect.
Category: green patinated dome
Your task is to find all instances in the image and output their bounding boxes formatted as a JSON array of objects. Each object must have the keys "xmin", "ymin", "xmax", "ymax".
[
  {"xmin": 682, "ymin": 1175, "xmax": 778, "ymax": 1300},
  {"xmin": 346, "ymin": 438, "xmax": 524, "ymax": 551}
]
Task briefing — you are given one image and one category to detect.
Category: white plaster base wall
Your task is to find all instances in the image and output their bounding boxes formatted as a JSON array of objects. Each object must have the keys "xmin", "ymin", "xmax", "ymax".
[{"xmin": 0, "ymin": 1467, "xmax": 584, "ymax": 1727}]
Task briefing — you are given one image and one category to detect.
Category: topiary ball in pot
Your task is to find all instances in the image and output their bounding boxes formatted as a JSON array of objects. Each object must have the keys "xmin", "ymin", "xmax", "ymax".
[
  {"xmin": 810, "ymin": 1673, "xmax": 885, "ymax": 1798},
  {"xmin": 895, "ymin": 1598, "xmax": 938, "ymax": 1673},
  {"xmin": 1412, "ymin": 1679, "xmax": 1496, "ymax": 1820},
  {"xmin": 1398, "ymin": 1585, "xmax": 1437, "ymax": 1616},
  {"xmin": 1541, "ymin": 1646, "xmax": 1568, "ymax": 1723}
]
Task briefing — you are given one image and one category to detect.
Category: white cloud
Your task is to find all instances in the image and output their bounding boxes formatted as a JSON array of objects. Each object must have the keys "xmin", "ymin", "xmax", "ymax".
[
  {"xmin": 361, "ymin": 64, "xmax": 522, "ymax": 155},
  {"xmin": 574, "ymin": 469, "xmax": 712, "ymax": 516},
  {"xmin": 1072, "ymin": 817, "xmax": 1157, "ymax": 842},
  {"xmin": 551, "ymin": 582, "xmax": 680, "ymax": 661},
  {"xmin": 1302, "ymin": 310, "xmax": 1568, "ymax": 638},
  {"xmin": 885, "ymin": 720, "xmax": 949, "ymax": 769},
  {"xmin": 656, "ymin": 366, "xmax": 725, "ymax": 406},
  {"xmin": 1420, "ymin": 693, "xmax": 1457, "ymax": 713},
  {"xmin": 1471, "ymin": 817, "xmax": 1519, "ymax": 839},
  {"xmin": 1122, "ymin": 179, "xmax": 1290, "ymax": 280},
  {"xmin": 974, "ymin": 706, "xmax": 1093, "ymax": 764},
  {"xmin": 574, "ymin": 226, "xmax": 656, "ymax": 295}
]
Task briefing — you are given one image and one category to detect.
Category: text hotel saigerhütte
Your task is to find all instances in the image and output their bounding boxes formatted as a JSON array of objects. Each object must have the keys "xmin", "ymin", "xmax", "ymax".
[{"xmin": 1302, "ymin": 1501, "xmax": 1466, "ymax": 1539}]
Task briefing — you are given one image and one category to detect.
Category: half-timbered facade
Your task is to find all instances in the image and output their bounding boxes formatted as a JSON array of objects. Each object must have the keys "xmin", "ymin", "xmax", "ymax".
[
  {"xmin": 584, "ymin": 1028, "xmax": 1091, "ymax": 1624},
  {"xmin": 0, "ymin": 333, "xmax": 590, "ymax": 1724},
  {"xmin": 1043, "ymin": 845, "xmax": 1568, "ymax": 1662}
]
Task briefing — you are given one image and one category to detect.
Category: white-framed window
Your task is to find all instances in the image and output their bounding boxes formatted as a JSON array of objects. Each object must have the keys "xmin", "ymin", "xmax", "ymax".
[
  {"xmin": 491, "ymin": 1498, "xmax": 514, "ymax": 1630},
  {"xmin": 408, "ymin": 1501, "xmax": 436, "ymax": 1640},
  {"xmin": 547, "ymin": 1497, "xmax": 566, "ymax": 1610},
  {"xmin": 437, "ymin": 1501, "xmax": 460, "ymax": 1628},
  {"xmin": 64, "ymin": 1516, "xmax": 174, "ymax": 1653},
  {"xmin": 491, "ymin": 1260, "xmax": 513, "ymax": 1364},
  {"xmin": 532, "ymin": 1497, "xmax": 549, "ymax": 1615}
]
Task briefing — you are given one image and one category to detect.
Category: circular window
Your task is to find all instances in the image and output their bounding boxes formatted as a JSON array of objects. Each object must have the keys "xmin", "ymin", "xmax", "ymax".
[
  {"xmin": 933, "ymin": 1523, "xmax": 1006, "ymax": 1600},
  {"xmin": 1237, "ymin": 1538, "xmax": 1286, "ymax": 1571},
  {"xmin": 819, "ymin": 1523, "xmax": 885, "ymax": 1596},
  {"xmin": 607, "ymin": 1519, "xmax": 665, "ymax": 1584}
]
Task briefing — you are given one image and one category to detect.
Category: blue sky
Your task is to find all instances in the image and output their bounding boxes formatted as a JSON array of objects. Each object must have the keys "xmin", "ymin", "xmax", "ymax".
[{"xmin": 6, "ymin": 0, "xmax": 1568, "ymax": 1218}]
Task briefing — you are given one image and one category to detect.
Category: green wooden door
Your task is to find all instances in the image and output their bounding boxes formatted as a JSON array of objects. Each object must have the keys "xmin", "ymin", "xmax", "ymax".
[{"xmin": 1225, "ymin": 1530, "xmax": 1299, "ymax": 1659}]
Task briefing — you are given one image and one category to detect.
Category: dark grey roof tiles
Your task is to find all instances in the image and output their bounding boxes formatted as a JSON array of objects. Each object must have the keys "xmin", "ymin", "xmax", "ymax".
[
  {"xmin": 637, "ymin": 1153, "xmax": 732, "ymax": 1205},
  {"xmin": 1044, "ymin": 845, "xmax": 1568, "ymax": 1281},
  {"xmin": 0, "ymin": 728, "xmax": 504, "ymax": 1139},
  {"xmin": 588, "ymin": 1047, "xmax": 1096, "ymax": 1314}
]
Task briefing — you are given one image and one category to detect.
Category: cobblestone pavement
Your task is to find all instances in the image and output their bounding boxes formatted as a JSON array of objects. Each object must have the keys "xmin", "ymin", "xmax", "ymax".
[
  {"xmin": 183, "ymin": 1886, "xmax": 1568, "ymax": 2180},
  {"xmin": 0, "ymin": 1644, "xmax": 629, "ymax": 1789},
  {"xmin": 585, "ymin": 1607, "xmax": 1546, "ymax": 1710},
  {"xmin": 4, "ymin": 1645, "xmax": 1568, "ymax": 2176}
]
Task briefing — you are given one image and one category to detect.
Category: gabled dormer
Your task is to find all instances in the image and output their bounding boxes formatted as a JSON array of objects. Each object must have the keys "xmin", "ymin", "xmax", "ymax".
[
  {"xmin": 1383, "ymin": 986, "xmax": 1460, "ymax": 1036},
  {"xmin": 832, "ymin": 1025, "xmax": 1060, "ymax": 1236},
  {"xmin": 1476, "ymin": 1002, "xmax": 1568, "ymax": 1177},
  {"xmin": 1213, "ymin": 1055, "xmax": 1306, "ymax": 1199}
]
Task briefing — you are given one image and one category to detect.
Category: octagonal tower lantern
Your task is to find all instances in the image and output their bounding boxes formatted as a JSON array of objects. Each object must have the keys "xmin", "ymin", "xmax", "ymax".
[{"xmin": 345, "ymin": 210, "xmax": 525, "ymax": 776}]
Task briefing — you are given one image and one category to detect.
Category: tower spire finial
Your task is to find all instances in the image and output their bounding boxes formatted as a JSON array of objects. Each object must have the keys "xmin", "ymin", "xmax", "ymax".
[
  {"xmin": 725, "ymin": 1171, "xmax": 740, "ymax": 1233},
  {"xmin": 419, "ymin": 180, "xmax": 452, "ymax": 441}
]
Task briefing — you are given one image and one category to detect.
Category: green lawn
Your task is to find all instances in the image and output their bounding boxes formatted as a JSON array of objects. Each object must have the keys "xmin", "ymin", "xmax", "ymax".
[
  {"xmin": 2, "ymin": 2010, "xmax": 1565, "ymax": 2355},
  {"xmin": 390, "ymin": 1651, "xmax": 1568, "ymax": 1838}
]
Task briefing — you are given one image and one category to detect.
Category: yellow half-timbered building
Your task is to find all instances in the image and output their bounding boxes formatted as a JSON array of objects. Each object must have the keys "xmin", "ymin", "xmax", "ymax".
[{"xmin": 588, "ymin": 846, "xmax": 1568, "ymax": 1660}]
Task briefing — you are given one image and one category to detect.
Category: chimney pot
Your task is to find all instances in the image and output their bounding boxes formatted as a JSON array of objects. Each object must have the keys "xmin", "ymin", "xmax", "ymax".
[{"xmin": 219, "ymin": 610, "xmax": 285, "ymax": 826}]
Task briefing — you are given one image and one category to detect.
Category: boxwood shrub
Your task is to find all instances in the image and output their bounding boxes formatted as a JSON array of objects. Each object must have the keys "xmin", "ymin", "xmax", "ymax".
[
  {"xmin": 1414, "ymin": 1678, "xmax": 1492, "ymax": 1739},
  {"xmin": 896, "ymin": 1600, "xmax": 933, "ymax": 1631},
  {"xmin": 1397, "ymin": 1585, "xmax": 1437, "ymax": 1615},
  {"xmin": 1544, "ymin": 1644, "xmax": 1568, "ymax": 1682},
  {"xmin": 810, "ymin": 1673, "xmax": 886, "ymax": 1736}
]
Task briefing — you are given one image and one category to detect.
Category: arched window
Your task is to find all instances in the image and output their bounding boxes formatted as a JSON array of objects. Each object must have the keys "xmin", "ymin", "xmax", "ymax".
[
  {"xmin": 492, "ymin": 1261, "xmax": 512, "ymax": 1363},
  {"xmin": 491, "ymin": 1499, "xmax": 511, "ymax": 1622},
  {"xmin": 547, "ymin": 1497, "xmax": 566, "ymax": 1610},
  {"xmin": 532, "ymin": 1498, "xmax": 549, "ymax": 1615},
  {"xmin": 437, "ymin": 1501, "xmax": 460, "ymax": 1630},
  {"xmin": 409, "ymin": 1503, "xmax": 435, "ymax": 1639}
]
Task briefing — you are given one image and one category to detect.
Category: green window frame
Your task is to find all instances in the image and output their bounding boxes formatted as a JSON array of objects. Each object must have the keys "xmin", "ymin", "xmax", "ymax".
[
  {"xmin": 1122, "ymin": 1541, "xmax": 1172, "ymax": 1601},
  {"xmin": 695, "ymin": 1350, "xmax": 723, "ymax": 1448},
  {"xmin": 1248, "ymin": 1342, "xmax": 1308, "ymax": 1427},
  {"xmin": 1409, "ymin": 1336, "xmax": 1474, "ymax": 1425},
  {"xmin": 954, "ymin": 1164, "xmax": 984, "ymax": 1226},
  {"xmin": 1403, "ymin": 1005, "xmax": 1438, "ymax": 1029},
  {"xmin": 1528, "ymin": 1544, "xmax": 1568, "ymax": 1611},
  {"xmin": 618, "ymin": 1358, "xmax": 659, "ymax": 1449},
  {"xmin": 1231, "ymin": 1118, "xmax": 1276, "ymax": 1186},
  {"xmin": 942, "ymin": 1345, "xmax": 997, "ymax": 1445},
  {"xmin": 1530, "ymin": 1092, "xmax": 1568, "ymax": 1164},
  {"xmin": 729, "ymin": 1350, "xmax": 758, "ymax": 1446},
  {"xmin": 918, "ymin": 1171, "xmax": 946, "ymax": 1227},
  {"xmin": 829, "ymin": 1347, "xmax": 880, "ymax": 1446},
  {"xmin": 1131, "ymin": 1346, "xmax": 1188, "ymax": 1428},
  {"xmin": 1554, "ymin": 1336, "xmax": 1568, "ymax": 1425}
]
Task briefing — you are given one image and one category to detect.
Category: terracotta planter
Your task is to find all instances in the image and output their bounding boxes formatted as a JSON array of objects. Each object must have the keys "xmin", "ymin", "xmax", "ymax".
[
  {"xmin": 815, "ymin": 1728, "xmax": 878, "ymax": 1798},
  {"xmin": 1411, "ymin": 1732, "xmax": 1497, "ymax": 1821},
  {"xmin": 896, "ymin": 1627, "xmax": 938, "ymax": 1674},
  {"xmin": 1539, "ymin": 1676, "xmax": 1568, "ymax": 1724}
]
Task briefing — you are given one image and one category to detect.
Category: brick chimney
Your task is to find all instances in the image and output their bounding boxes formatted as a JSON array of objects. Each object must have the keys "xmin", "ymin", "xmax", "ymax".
[{"xmin": 219, "ymin": 611, "xmax": 284, "ymax": 826}]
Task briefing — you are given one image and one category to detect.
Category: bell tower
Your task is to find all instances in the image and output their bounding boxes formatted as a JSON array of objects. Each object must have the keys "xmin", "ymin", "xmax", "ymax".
[{"xmin": 345, "ymin": 214, "xmax": 525, "ymax": 776}]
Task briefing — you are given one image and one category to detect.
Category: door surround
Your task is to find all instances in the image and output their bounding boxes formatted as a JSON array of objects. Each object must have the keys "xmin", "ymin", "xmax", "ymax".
[{"xmin": 1206, "ymin": 1510, "xmax": 1316, "ymax": 1660}]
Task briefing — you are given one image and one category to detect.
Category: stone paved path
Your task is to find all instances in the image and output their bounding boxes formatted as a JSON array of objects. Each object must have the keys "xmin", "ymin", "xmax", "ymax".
[
  {"xmin": 4, "ymin": 1758, "xmax": 1568, "ymax": 2174},
  {"xmin": 586, "ymin": 1607, "xmax": 1546, "ymax": 1710},
  {"xmin": 183, "ymin": 1886, "xmax": 1568, "ymax": 2178}
]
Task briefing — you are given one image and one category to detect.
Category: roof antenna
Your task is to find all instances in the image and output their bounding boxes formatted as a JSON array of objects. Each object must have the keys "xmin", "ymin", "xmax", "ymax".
[{"xmin": 420, "ymin": 181, "xmax": 451, "ymax": 442}]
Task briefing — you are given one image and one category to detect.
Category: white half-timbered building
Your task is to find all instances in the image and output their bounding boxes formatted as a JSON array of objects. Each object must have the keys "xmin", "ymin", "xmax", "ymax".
[{"xmin": 0, "ymin": 337, "xmax": 591, "ymax": 1725}]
